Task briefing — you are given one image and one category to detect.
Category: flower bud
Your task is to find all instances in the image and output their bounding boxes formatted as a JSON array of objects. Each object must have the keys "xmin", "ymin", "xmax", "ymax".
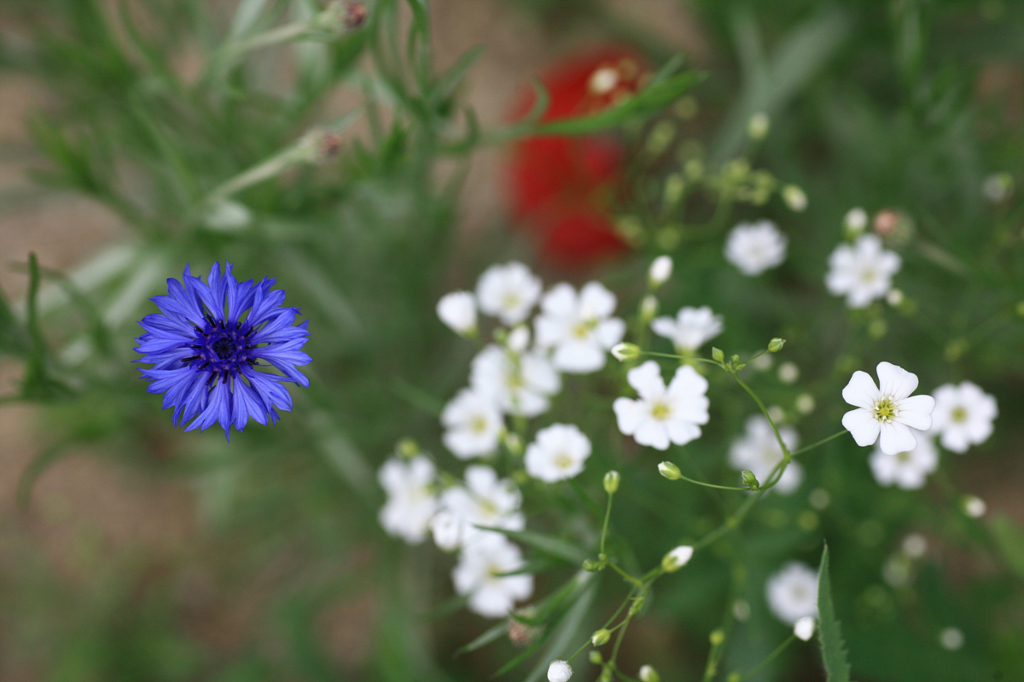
[
  {"xmin": 768, "ymin": 337, "xmax": 785, "ymax": 353},
  {"xmin": 711, "ymin": 347, "xmax": 724, "ymax": 363},
  {"xmin": 794, "ymin": 393, "xmax": 816, "ymax": 415},
  {"xmin": 599, "ymin": 668, "xmax": 613, "ymax": 682},
  {"xmin": 983, "ymin": 172, "xmax": 1013, "ymax": 203},
  {"xmin": 709, "ymin": 628, "xmax": 725, "ymax": 646},
  {"xmin": 648, "ymin": 255, "xmax": 674, "ymax": 288},
  {"xmin": 503, "ymin": 432, "xmax": 523, "ymax": 456},
  {"xmin": 747, "ymin": 111, "xmax": 770, "ymax": 140},
  {"xmin": 782, "ymin": 185, "xmax": 808, "ymax": 212},
  {"xmin": 639, "ymin": 665, "xmax": 660, "ymax": 682},
  {"xmin": 591, "ymin": 629, "xmax": 611, "ymax": 646},
  {"xmin": 611, "ymin": 343, "xmax": 641, "ymax": 361},
  {"xmin": 547, "ymin": 660, "xmax": 572, "ymax": 682},
  {"xmin": 396, "ymin": 438, "xmax": 420, "ymax": 458},
  {"xmin": 436, "ymin": 291, "xmax": 477, "ymax": 336},
  {"xmin": 843, "ymin": 207, "xmax": 868, "ymax": 236},
  {"xmin": 885, "ymin": 288, "xmax": 904, "ymax": 307},
  {"xmin": 507, "ymin": 325, "xmax": 531, "ymax": 352},
  {"xmin": 603, "ymin": 470, "xmax": 620, "ymax": 494},
  {"xmin": 661, "ymin": 545, "xmax": 694, "ymax": 572},
  {"xmin": 628, "ymin": 595, "xmax": 646, "ymax": 615},
  {"xmin": 962, "ymin": 495, "xmax": 987, "ymax": 518},
  {"xmin": 589, "ymin": 651, "xmax": 603, "ymax": 665},
  {"xmin": 740, "ymin": 470, "xmax": 760, "ymax": 491},
  {"xmin": 658, "ymin": 461, "xmax": 682, "ymax": 481},
  {"xmin": 794, "ymin": 616, "xmax": 816, "ymax": 641},
  {"xmin": 640, "ymin": 295, "xmax": 658, "ymax": 322},
  {"xmin": 582, "ymin": 559, "xmax": 602, "ymax": 572}
]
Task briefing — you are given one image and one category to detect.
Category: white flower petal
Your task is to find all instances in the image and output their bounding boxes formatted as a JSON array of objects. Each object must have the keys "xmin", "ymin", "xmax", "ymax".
[
  {"xmin": 842, "ymin": 408, "xmax": 881, "ymax": 446},
  {"xmin": 878, "ymin": 421, "xmax": 917, "ymax": 456},
  {"xmin": 876, "ymin": 361, "xmax": 918, "ymax": 400},
  {"xmin": 896, "ymin": 394, "xmax": 934, "ymax": 431}
]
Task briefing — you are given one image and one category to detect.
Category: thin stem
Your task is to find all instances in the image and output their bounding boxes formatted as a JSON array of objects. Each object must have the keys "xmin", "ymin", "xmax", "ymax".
[
  {"xmin": 734, "ymin": 634, "xmax": 797, "ymax": 680},
  {"xmin": 600, "ymin": 490, "xmax": 615, "ymax": 555},
  {"xmin": 791, "ymin": 429, "xmax": 849, "ymax": 457},
  {"xmin": 608, "ymin": 562, "xmax": 645, "ymax": 591},
  {"xmin": 675, "ymin": 471, "xmax": 748, "ymax": 491}
]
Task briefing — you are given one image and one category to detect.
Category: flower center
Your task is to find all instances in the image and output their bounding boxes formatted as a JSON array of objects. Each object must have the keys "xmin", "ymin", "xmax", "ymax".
[
  {"xmin": 859, "ymin": 267, "xmax": 878, "ymax": 283},
  {"xmin": 951, "ymin": 406, "xmax": 968, "ymax": 423},
  {"xmin": 501, "ymin": 292, "xmax": 520, "ymax": 312},
  {"xmin": 470, "ymin": 415, "xmax": 489, "ymax": 434},
  {"xmin": 183, "ymin": 315, "xmax": 260, "ymax": 384},
  {"xmin": 896, "ymin": 450, "xmax": 912, "ymax": 463},
  {"xmin": 650, "ymin": 400, "xmax": 672, "ymax": 421},
  {"xmin": 872, "ymin": 397, "xmax": 898, "ymax": 423},
  {"xmin": 554, "ymin": 452, "xmax": 574, "ymax": 470}
]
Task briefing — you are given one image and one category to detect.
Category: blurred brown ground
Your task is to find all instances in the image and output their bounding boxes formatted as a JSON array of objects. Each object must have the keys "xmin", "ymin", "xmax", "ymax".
[{"xmin": 0, "ymin": 1, "xmax": 705, "ymax": 678}]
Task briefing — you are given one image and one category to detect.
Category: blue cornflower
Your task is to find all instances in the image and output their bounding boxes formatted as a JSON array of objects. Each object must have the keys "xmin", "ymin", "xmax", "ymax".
[{"xmin": 134, "ymin": 262, "xmax": 310, "ymax": 440}]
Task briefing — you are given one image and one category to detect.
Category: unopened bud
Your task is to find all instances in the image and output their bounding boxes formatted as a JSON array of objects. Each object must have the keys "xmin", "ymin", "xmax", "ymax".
[
  {"xmin": 611, "ymin": 343, "xmax": 641, "ymax": 361},
  {"xmin": 782, "ymin": 185, "xmax": 807, "ymax": 212},
  {"xmin": 547, "ymin": 660, "xmax": 573, "ymax": 682},
  {"xmin": 661, "ymin": 545, "xmax": 694, "ymax": 572},
  {"xmin": 658, "ymin": 461, "xmax": 682, "ymax": 481},
  {"xmin": 843, "ymin": 207, "xmax": 868, "ymax": 236},
  {"xmin": 628, "ymin": 596, "xmax": 645, "ymax": 615},
  {"xmin": 589, "ymin": 651, "xmax": 603, "ymax": 665},
  {"xmin": 962, "ymin": 495, "xmax": 987, "ymax": 518},
  {"xmin": 747, "ymin": 112, "xmax": 770, "ymax": 140},
  {"xmin": 740, "ymin": 470, "xmax": 760, "ymax": 491},
  {"xmin": 640, "ymin": 295, "xmax": 658, "ymax": 322},
  {"xmin": 768, "ymin": 337, "xmax": 785, "ymax": 353},
  {"xmin": 583, "ymin": 559, "xmax": 602, "ymax": 572},
  {"xmin": 639, "ymin": 664, "xmax": 660, "ymax": 682},
  {"xmin": 599, "ymin": 668, "xmax": 613, "ymax": 682},
  {"xmin": 648, "ymin": 255, "xmax": 674, "ymax": 288},
  {"xmin": 794, "ymin": 616, "xmax": 816, "ymax": 641},
  {"xmin": 591, "ymin": 629, "xmax": 611, "ymax": 646},
  {"xmin": 504, "ymin": 432, "xmax": 523, "ymax": 456},
  {"xmin": 507, "ymin": 325, "xmax": 530, "ymax": 352},
  {"xmin": 709, "ymin": 628, "xmax": 725, "ymax": 646},
  {"xmin": 711, "ymin": 347, "xmax": 725, "ymax": 363},
  {"xmin": 603, "ymin": 470, "xmax": 620, "ymax": 494}
]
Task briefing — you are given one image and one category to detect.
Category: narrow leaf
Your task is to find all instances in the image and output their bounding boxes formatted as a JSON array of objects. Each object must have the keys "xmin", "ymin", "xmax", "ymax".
[
  {"xmin": 989, "ymin": 515, "xmax": 1024, "ymax": 581},
  {"xmin": 817, "ymin": 543, "xmax": 852, "ymax": 682},
  {"xmin": 454, "ymin": 620, "xmax": 509, "ymax": 657}
]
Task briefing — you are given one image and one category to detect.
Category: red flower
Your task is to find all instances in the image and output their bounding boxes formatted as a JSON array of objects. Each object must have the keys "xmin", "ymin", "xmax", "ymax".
[{"xmin": 507, "ymin": 47, "xmax": 647, "ymax": 266}]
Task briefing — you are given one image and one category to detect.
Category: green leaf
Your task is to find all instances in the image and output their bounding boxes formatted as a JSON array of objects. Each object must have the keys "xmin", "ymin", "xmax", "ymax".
[
  {"xmin": 453, "ymin": 620, "xmax": 509, "ymax": 657},
  {"xmin": 817, "ymin": 543, "xmax": 852, "ymax": 682},
  {"xmin": 472, "ymin": 526, "xmax": 589, "ymax": 564},
  {"xmin": 988, "ymin": 515, "xmax": 1024, "ymax": 581},
  {"xmin": 0, "ymin": 284, "xmax": 28, "ymax": 357}
]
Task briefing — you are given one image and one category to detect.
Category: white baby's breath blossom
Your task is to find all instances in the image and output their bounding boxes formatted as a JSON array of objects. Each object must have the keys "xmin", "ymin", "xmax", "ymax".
[
  {"xmin": 438, "ymin": 465, "xmax": 524, "ymax": 549},
  {"xmin": 441, "ymin": 388, "xmax": 503, "ymax": 459},
  {"xmin": 868, "ymin": 437, "xmax": 938, "ymax": 490},
  {"xmin": 728, "ymin": 416, "xmax": 803, "ymax": 495},
  {"xmin": 841, "ymin": 362, "xmax": 935, "ymax": 455},
  {"xmin": 825, "ymin": 234, "xmax": 901, "ymax": 308},
  {"xmin": 377, "ymin": 456, "xmax": 438, "ymax": 544},
  {"xmin": 452, "ymin": 533, "xmax": 533, "ymax": 618},
  {"xmin": 724, "ymin": 220, "xmax": 788, "ymax": 276},
  {"xmin": 470, "ymin": 345, "xmax": 561, "ymax": 418},
  {"xmin": 534, "ymin": 282, "xmax": 626, "ymax": 374},
  {"xmin": 930, "ymin": 381, "xmax": 998, "ymax": 453},
  {"xmin": 651, "ymin": 306, "xmax": 723, "ymax": 354},
  {"xmin": 648, "ymin": 256, "xmax": 674, "ymax": 287},
  {"xmin": 436, "ymin": 291, "xmax": 477, "ymax": 335},
  {"xmin": 766, "ymin": 562, "xmax": 819, "ymax": 625},
  {"xmin": 794, "ymin": 616, "xmax": 816, "ymax": 641},
  {"xmin": 963, "ymin": 495, "xmax": 987, "ymax": 518},
  {"xmin": 506, "ymin": 325, "xmax": 531, "ymax": 353},
  {"xmin": 611, "ymin": 342, "xmax": 640, "ymax": 361},
  {"xmin": 983, "ymin": 173, "xmax": 1013, "ymax": 203},
  {"xmin": 476, "ymin": 261, "xmax": 542, "ymax": 325},
  {"xmin": 613, "ymin": 360, "xmax": 710, "ymax": 451},
  {"xmin": 429, "ymin": 509, "xmax": 461, "ymax": 551},
  {"xmin": 547, "ymin": 660, "xmax": 573, "ymax": 682},
  {"xmin": 939, "ymin": 627, "xmax": 965, "ymax": 651},
  {"xmin": 638, "ymin": 664, "xmax": 660, "ymax": 682},
  {"xmin": 524, "ymin": 423, "xmax": 592, "ymax": 483},
  {"xmin": 777, "ymin": 361, "xmax": 799, "ymax": 384}
]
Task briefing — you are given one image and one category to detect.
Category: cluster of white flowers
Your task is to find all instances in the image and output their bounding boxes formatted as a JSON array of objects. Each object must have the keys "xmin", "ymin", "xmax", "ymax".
[
  {"xmin": 765, "ymin": 561, "xmax": 819, "ymax": 625},
  {"xmin": 728, "ymin": 415, "xmax": 802, "ymax": 495},
  {"xmin": 724, "ymin": 220, "xmax": 789, "ymax": 276}
]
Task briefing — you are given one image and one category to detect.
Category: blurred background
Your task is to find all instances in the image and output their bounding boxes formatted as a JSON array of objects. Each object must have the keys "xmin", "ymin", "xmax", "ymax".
[{"xmin": 1, "ymin": 0, "xmax": 1023, "ymax": 681}]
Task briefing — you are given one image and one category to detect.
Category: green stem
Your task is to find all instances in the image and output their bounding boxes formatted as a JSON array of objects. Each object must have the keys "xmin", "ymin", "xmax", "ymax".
[
  {"xmin": 734, "ymin": 634, "xmax": 797, "ymax": 680},
  {"xmin": 600, "ymin": 490, "xmax": 615, "ymax": 555},
  {"xmin": 675, "ymin": 472, "xmax": 748, "ymax": 491},
  {"xmin": 790, "ymin": 429, "xmax": 849, "ymax": 457}
]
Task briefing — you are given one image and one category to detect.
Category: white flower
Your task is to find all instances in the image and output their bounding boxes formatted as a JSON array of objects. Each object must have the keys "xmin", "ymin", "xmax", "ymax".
[
  {"xmin": 470, "ymin": 345, "xmax": 561, "ymax": 418},
  {"xmin": 377, "ymin": 456, "xmax": 438, "ymax": 544},
  {"xmin": 441, "ymin": 388, "xmax": 503, "ymax": 459},
  {"xmin": 651, "ymin": 306, "xmax": 723, "ymax": 354},
  {"xmin": 825, "ymin": 234, "xmax": 901, "ymax": 309},
  {"xmin": 438, "ymin": 465, "xmax": 524, "ymax": 549},
  {"xmin": 724, "ymin": 220, "xmax": 788, "ymax": 276},
  {"xmin": 613, "ymin": 360, "xmax": 710, "ymax": 451},
  {"xmin": 765, "ymin": 561, "xmax": 819, "ymax": 625},
  {"xmin": 930, "ymin": 381, "xmax": 997, "ymax": 454},
  {"xmin": 983, "ymin": 173, "xmax": 1012, "ymax": 203},
  {"xmin": 648, "ymin": 256, "xmax": 674, "ymax": 287},
  {"xmin": 963, "ymin": 495, "xmax": 987, "ymax": 518},
  {"xmin": 476, "ymin": 261, "xmax": 542, "ymax": 325},
  {"xmin": 429, "ymin": 510, "xmax": 461, "ymax": 551},
  {"xmin": 939, "ymin": 627, "xmax": 964, "ymax": 651},
  {"xmin": 436, "ymin": 291, "xmax": 477, "ymax": 335},
  {"xmin": 782, "ymin": 185, "xmax": 807, "ymax": 212},
  {"xmin": 728, "ymin": 416, "xmax": 803, "ymax": 496},
  {"xmin": 794, "ymin": 616, "xmax": 816, "ymax": 641},
  {"xmin": 868, "ymin": 437, "xmax": 939, "ymax": 490},
  {"xmin": 547, "ymin": 660, "xmax": 573, "ymax": 682},
  {"xmin": 534, "ymin": 282, "xmax": 626, "ymax": 374},
  {"xmin": 524, "ymin": 423, "xmax": 592, "ymax": 483},
  {"xmin": 662, "ymin": 545, "xmax": 694, "ymax": 572},
  {"xmin": 841, "ymin": 362, "xmax": 935, "ymax": 455},
  {"xmin": 452, "ymin": 533, "xmax": 533, "ymax": 618}
]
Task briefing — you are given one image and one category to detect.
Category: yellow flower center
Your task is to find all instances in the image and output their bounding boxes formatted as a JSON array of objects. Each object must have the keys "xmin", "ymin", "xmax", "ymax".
[
  {"xmin": 651, "ymin": 400, "xmax": 672, "ymax": 421},
  {"xmin": 896, "ymin": 450, "xmax": 912, "ymax": 463},
  {"xmin": 470, "ymin": 415, "xmax": 489, "ymax": 433},
  {"xmin": 872, "ymin": 397, "xmax": 898, "ymax": 423},
  {"xmin": 554, "ymin": 452, "xmax": 574, "ymax": 470},
  {"xmin": 951, "ymin": 406, "xmax": 968, "ymax": 423}
]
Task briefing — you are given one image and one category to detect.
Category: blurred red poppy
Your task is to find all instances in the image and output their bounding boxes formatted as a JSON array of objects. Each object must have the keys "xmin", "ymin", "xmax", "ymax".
[{"xmin": 507, "ymin": 47, "xmax": 647, "ymax": 266}]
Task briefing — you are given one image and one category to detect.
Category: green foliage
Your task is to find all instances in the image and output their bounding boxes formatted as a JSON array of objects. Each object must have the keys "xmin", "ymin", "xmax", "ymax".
[{"xmin": 817, "ymin": 544, "xmax": 852, "ymax": 682}]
